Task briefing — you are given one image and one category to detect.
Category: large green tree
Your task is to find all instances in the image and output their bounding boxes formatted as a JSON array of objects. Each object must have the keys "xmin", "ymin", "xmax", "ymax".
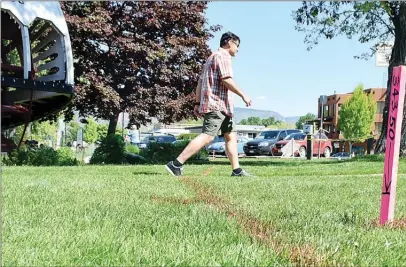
[
  {"xmin": 295, "ymin": 113, "xmax": 316, "ymax": 129},
  {"xmin": 338, "ymin": 84, "xmax": 377, "ymax": 152},
  {"xmin": 61, "ymin": 1, "xmax": 220, "ymax": 137},
  {"xmin": 293, "ymin": 1, "xmax": 406, "ymax": 154}
]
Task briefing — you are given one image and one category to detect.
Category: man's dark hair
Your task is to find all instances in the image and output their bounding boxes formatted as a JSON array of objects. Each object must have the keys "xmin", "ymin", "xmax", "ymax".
[{"xmin": 220, "ymin": 32, "xmax": 240, "ymax": 47}]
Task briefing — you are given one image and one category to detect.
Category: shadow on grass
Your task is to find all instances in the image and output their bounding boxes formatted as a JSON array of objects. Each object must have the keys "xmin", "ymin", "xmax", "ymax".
[{"xmin": 132, "ymin": 171, "xmax": 163, "ymax": 176}]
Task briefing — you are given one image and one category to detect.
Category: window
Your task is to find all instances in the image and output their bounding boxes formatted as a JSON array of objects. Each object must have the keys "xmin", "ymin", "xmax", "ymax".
[
  {"xmin": 375, "ymin": 122, "xmax": 382, "ymax": 134},
  {"xmin": 329, "ymin": 104, "xmax": 335, "ymax": 117},
  {"xmin": 278, "ymin": 131, "xmax": 287, "ymax": 140},
  {"xmin": 376, "ymin": 101, "xmax": 385, "ymax": 114},
  {"xmin": 287, "ymin": 129, "xmax": 301, "ymax": 135},
  {"xmin": 323, "ymin": 105, "xmax": 328, "ymax": 117}
]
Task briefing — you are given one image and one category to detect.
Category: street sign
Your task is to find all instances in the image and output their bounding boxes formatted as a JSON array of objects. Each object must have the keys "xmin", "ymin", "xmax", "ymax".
[
  {"xmin": 303, "ymin": 124, "xmax": 313, "ymax": 134},
  {"xmin": 376, "ymin": 43, "xmax": 393, "ymax": 67},
  {"xmin": 379, "ymin": 65, "xmax": 406, "ymax": 225}
]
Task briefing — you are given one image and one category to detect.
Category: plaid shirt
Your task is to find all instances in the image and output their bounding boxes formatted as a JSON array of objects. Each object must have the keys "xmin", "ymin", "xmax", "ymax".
[{"xmin": 199, "ymin": 48, "xmax": 234, "ymax": 116}]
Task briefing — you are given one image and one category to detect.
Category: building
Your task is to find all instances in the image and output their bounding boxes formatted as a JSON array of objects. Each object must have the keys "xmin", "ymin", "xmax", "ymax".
[
  {"xmin": 307, "ymin": 88, "xmax": 386, "ymax": 155},
  {"xmin": 312, "ymin": 88, "xmax": 386, "ymax": 139}
]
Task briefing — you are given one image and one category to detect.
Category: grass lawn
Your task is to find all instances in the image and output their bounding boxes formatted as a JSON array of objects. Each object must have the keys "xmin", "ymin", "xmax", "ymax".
[{"xmin": 2, "ymin": 157, "xmax": 406, "ymax": 266}]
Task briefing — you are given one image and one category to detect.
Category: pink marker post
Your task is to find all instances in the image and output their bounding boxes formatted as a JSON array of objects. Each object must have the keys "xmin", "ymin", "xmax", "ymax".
[{"xmin": 380, "ymin": 65, "xmax": 406, "ymax": 225}]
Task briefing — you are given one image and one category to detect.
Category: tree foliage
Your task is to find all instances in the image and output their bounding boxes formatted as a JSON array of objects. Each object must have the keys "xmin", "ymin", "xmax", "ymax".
[
  {"xmin": 83, "ymin": 117, "xmax": 99, "ymax": 144},
  {"xmin": 61, "ymin": 1, "xmax": 221, "ymax": 137},
  {"xmin": 65, "ymin": 119, "xmax": 81, "ymax": 144},
  {"xmin": 338, "ymin": 84, "xmax": 376, "ymax": 141},
  {"xmin": 239, "ymin": 116, "xmax": 281, "ymax": 126},
  {"xmin": 295, "ymin": 113, "xmax": 316, "ymax": 129},
  {"xmin": 293, "ymin": 1, "xmax": 406, "ymax": 153}
]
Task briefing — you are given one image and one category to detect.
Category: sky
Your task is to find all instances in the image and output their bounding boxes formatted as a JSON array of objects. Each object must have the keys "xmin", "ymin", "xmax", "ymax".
[{"xmin": 204, "ymin": 2, "xmax": 388, "ymax": 117}]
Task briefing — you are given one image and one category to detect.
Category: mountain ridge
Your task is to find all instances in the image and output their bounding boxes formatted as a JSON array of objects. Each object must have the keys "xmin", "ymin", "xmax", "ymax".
[{"xmin": 234, "ymin": 107, "xmax": 300, "ymax": 124}]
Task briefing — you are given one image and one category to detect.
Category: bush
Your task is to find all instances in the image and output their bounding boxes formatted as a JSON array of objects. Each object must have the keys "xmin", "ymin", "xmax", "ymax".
[
  {"xmin": 177, "ymin": 133, "xmax": 199, "ymax": 140},
  {"xmin": 56, "ymin": 147, "xmax": 78, "ymax": 166},
  {"xmin": 31, "ymin": 146, "xmax": 59, "ymax": 166},
  {"xmin": 3, "ymin": 146, "xmax": 35, "ymax": 166},
  {"xmin": 90, "ymin": 134, "xmax": 125, "ymax": 164},
  {"xmin": 125, "ymin": 144, "xmax": 140, "ymax": 154},
  {"xmin": 140, "ymin": 141, "xmax": 208, "ymax": 164},
  {"xmin": 2, "ymin": 145, "xmax": 72, "ymax": 166}
]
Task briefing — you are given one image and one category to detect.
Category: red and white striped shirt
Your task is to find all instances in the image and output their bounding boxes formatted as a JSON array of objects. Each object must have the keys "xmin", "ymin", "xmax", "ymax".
[{"xmin": 199, "ymin": 48, "xmax": 234, "ymax": 116}]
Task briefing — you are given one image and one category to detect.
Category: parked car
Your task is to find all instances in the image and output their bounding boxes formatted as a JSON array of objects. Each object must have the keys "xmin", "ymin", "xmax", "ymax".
[
  {"xmin": 207, "ymin": 136, "xmax": 249, "ymax": 155},
  {"xmin": 331, "ymin": 152, "xmax": 351, "ymax": 159},
  {"xmin": 243, "ymin": 129, "xmax": 301, "ymax": 156},
  {"xmin": 272, "ymin": 132, "xmax": 332, "ymax": 158},
  {"xmin": 136, "ymin": 135, "xmax": 177, "ymax": 149}
]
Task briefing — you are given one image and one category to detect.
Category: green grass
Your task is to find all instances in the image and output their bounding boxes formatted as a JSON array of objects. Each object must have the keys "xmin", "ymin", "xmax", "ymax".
[{"xmin": 2, "ymin": 157, "xmax": 406, "ymax": 266}]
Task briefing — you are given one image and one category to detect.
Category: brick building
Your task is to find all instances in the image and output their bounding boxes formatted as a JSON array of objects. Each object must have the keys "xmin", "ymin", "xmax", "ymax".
[
  {"xmin": 313, "ymin": 88, "xmax": 386, "ymax": 139},
  {"xmin": 308, "ymin": 88, "xmax": 386, "ymax": 154}
]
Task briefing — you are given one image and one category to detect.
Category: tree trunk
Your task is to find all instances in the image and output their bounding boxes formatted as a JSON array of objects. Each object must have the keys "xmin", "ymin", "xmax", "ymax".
[
  {"xmin": 375, "ymin": 3, "xmax": 406, "ymax": 154},
  {"xmin": 107, "ymin": 112, "xmax": 120, "ymax": 137}
]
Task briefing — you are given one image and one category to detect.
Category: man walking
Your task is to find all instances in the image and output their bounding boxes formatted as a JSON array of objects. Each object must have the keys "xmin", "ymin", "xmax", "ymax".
[{"xmin": 166, "ymin": 32, "xmax": 253, "ymax": 177}]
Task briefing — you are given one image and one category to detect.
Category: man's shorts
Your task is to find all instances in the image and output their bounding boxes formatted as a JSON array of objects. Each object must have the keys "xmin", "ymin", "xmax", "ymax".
[{"xmin": 202, "ymin": 111, "xmax": 236, "ymax": 137}]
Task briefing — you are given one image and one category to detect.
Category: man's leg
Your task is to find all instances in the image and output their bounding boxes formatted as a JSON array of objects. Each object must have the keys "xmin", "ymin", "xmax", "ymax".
[
  {"xmin": 222, "ymin": 116, "xmax": 253, "ymax": 177},
  {"xmin": 166, "ymin": 111, "xmax": 222, "ymax": 176},
  {"xmin": 224, "ymin": 131, "xmax": 240, "ymax": 170},
  {"xmin": 176, "ymin": 133, "xmax": 214, "ymax": 164}
]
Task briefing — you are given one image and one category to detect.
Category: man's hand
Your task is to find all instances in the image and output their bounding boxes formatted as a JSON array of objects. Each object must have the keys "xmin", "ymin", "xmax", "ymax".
[
  {"xmin": 242, "ymin": 95, "xmax": 252, "ymax": 107},
  {"xmin": 193, "ymin": 105, "xmax": 202, "ymax": 118}
]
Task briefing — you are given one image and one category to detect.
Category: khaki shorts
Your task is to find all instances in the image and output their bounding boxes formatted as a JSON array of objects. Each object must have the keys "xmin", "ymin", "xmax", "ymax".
[{"xmin": 202, "ymin": 111, "xmax": 236, "ymax": 137}]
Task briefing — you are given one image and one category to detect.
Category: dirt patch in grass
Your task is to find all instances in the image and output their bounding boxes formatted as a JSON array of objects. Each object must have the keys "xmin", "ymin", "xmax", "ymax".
[
  {"xmin": 176, "ymin": 175, "xmax": 330, "ymax": 266},
  {"xmin": 370, "ymin": 218, "xmax": 406, "ymax": 230}
]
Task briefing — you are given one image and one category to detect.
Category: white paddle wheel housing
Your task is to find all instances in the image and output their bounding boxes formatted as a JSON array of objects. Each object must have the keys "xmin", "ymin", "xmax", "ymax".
[{"xmin": 1, "ymin": 1, "xmax": 74, "ymax": 152}]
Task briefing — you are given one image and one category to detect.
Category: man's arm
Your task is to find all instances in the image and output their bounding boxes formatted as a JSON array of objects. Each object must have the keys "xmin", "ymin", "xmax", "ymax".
[
  {"xmin": 222, "ymin": 78, "xmax": 252, "ymax": 106},
  {"xmin": 195, "ymin": 77, "xmax": 202, "ymax": 104}
]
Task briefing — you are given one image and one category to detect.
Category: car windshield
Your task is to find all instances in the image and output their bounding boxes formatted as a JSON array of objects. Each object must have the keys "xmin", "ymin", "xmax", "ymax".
[
  {"xmin": 314, "ymin": 133, "xmax": 328, "ymax": 139},
  {"xmin": 284, "ymin": 133, "xmax": 306, "ymax": 141},
  {"xmin": 156, "ymin": 136, "xmax": 176, "ymax": 143},
  {"xmin": 256, "ymin": 131, "xmax": 278, "ymax": 140},
  {"xmin": 213, "ymin": 136, "xmax": 225, "ymax": 143}
]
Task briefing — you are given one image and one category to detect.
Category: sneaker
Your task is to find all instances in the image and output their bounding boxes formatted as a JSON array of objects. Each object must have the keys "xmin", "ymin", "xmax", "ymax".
[
  {"xmin": 166, "ymin": 161, "xmax": 184, "ymax": 176},
  {"xmin": 231, "ymin": 169, "xmax": 253, "ymax": 177}
]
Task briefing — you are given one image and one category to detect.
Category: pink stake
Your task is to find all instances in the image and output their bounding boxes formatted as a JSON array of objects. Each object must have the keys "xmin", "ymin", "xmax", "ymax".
[{"xmin": 380, "ymin": 65, "xmax": 406, "ymax": 225}]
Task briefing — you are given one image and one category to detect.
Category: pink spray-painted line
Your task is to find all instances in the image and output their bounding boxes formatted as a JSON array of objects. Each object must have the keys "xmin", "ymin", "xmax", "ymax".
[{"xmin": 380, "ymin": 65, "xmax": 406, "ymax": 225}]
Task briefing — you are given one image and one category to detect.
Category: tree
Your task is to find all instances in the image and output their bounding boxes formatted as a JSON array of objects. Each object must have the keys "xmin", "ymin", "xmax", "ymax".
[
  {"xmin": 61, "ymin": 2, "xmax": 220, "ymax": 137},
  {"xmin": 247, "ymin": 117, "xmax": 262, "ymax": 125},
  {"xmin": 295, "ymin": 113, "xmax": 316, "ymax": 129},
  {"xmin": 83, "ymin": 117, "xmax": 99, "ymax": 144},
  {"xmin": 338, "ymin": 84, "xmax": 377, "ymax": 153},
  {"xmin": 65, "ymin": 119, "xmax": 81, "ymax": 144},
  {"xmin": 293, "ymin": 1, "xmax": 406, "ymax": 154},
  {"xmin": 261, "ymin": 117, "xmax": 276, "ymax": 127},
  {"xmin": 22, "ymin": 120, "xmax": 58, "ymax": 146},
  {"xmin": 239, "ymin": 119, "xmax": 248, "ymax": 125}
]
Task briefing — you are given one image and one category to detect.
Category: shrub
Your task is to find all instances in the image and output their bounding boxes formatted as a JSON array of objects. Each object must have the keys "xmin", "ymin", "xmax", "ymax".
[
  {"xmin": 3, "ymin": 146, "xmax": 35, "ymax": 166},
  {"xmin": 31, "ymin": 146, "xmax": 59, "ymax": 166},
  {"xmin": 177, "ymin": 133, "xmax": 199, "ymax": 140},
  {"xmin": 56, "ymin": 147, "xmax": 78, "ymax": 166},
  {"xmin": 90, "ymin": 134, "xmax": 125, "ymax": 164},
  {"xmin": 140, "ymin": 141, "xmax": 208, "ymax": 163},
  {"xmin": 125, "ymin": 144, "xmax": 140, "ymax": 154}
]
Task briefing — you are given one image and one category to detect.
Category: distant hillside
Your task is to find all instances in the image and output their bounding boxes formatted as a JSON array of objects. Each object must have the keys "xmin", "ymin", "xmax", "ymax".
[
  {"xmin": 284, "ymin": 116, "xmax": 301, "ymax": 124},
  {"xmin": 233, "ymin": 107, "xmax": 300, "ymax": 124}
]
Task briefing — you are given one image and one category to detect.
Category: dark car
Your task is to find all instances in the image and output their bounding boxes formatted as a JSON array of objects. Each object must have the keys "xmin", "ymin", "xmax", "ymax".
[
  {"xmin": 243, "ymin": 129, "xmax": 301, "ymax": 156},
  {"xmin": 136, "ymin": 135, "xmax": 177, "ymax": 149}
]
